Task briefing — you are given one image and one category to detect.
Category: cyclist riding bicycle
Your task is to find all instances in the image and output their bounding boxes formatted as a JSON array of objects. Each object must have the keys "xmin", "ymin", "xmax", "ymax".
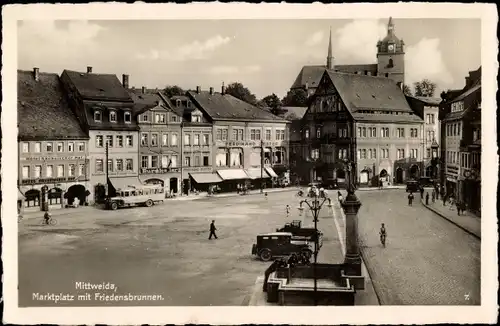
[
  {"xmin": 43, "ymin": 211, "xmax": 51, "ymax": 225},
  {"xmin": 379, "ymin": 223, "xmax": 387, "ymax": 242}
]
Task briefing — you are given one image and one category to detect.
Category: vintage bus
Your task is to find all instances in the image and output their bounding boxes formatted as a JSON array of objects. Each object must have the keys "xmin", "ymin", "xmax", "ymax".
[{"xmin": 105, "ymin": 184, "xmax": 165, "ymax": 210}]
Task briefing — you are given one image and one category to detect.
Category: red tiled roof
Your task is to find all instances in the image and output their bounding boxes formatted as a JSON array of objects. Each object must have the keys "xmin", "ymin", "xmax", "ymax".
[
  {"xmin": 17, "ymin": 70, "xmax": 88, "ymax": 141},
  {"xmin": 187, "ymin": 91, "xmax": 288, "ymax": 122},
  {"xmin": 62, "ymin": 70, "xmax": 133, "ymax": 102},
  {"xmin": 326, "ymin": 70, "xmax": 412, "ymax": 113}
]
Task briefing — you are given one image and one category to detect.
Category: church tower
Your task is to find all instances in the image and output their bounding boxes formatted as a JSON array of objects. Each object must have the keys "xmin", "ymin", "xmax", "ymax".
[
  {"xmin": 377, "ymin": 17, "xmax": 405, "ymax": 88},
  {"xmin": 326, "ymin": 27, "xmax": 335, "ymax": 70}
]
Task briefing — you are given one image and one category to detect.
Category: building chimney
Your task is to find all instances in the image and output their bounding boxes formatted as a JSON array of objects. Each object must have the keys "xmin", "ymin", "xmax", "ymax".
[
  {"xmin": 33, "ymin": 67, "xmax": 39, "ymax": 81},
  {"xmin": 87, "ymin": 66, "xmax": 92, "ymax": 73},
  {"xmin": 209, "ymin": 87, "xmax": 214, "ymax": 95},
  {"xmin": 221, "ymin": 82, "xmax": 226, "ymax": 95},
  {"xmin": 142, "ymin": 86, "xmax": 146, "ymax": 94},
  {"xmin": 196, "ymin": 86, "xmax": 201, "ymax": 94},
  {"xmin": 122, "ymin": 74, "xmax": 129, "ymax": 89}
]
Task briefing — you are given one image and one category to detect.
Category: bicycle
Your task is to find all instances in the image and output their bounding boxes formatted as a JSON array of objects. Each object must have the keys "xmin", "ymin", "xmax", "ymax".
[
  {"xmin": 40, "ymin": 217, "xmax": 58, "ymax": 226},
  {"xmin": 380, "ymin": 233, "xmax": 386, "ymax": 248}
]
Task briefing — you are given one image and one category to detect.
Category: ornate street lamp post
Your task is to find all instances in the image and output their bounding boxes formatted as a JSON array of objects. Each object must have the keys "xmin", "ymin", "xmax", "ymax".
[
  {"xmin": 340, "ymin": 158, "xmax": 363, "ymax": 276},
  {"xmin": 297, "ymin": 187, "xmax": 332, "ymax": 306},
  {"xmin": 430, "ymin": 140, "xmax": 439, "ymax": 181}
]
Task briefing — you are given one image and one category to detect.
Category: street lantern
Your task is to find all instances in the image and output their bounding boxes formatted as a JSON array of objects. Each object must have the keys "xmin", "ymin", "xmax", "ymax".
[
  {"xmin": 296, "ymin": 189, "xmax": 332, "ymax": 305},
  {"xmin": 430, "ymin": 140, "xmax": 440, "ymax": 180}
]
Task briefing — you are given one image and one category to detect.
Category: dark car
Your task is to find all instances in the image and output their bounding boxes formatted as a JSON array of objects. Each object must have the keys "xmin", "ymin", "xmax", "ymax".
[
  {"xmin": 406, "ymin": 180, "xmax": 420, "ymax": 193},
  {"xmin": 251, "ymin": 232, "xmax": 314, "ymax": 262},
  {"xmin": 419, "ymin": 177, "xmax": 434, "ymax": 187},
  {"xmin": 276, "ymin": 220, "xmax": 323, "ymax": 247}
]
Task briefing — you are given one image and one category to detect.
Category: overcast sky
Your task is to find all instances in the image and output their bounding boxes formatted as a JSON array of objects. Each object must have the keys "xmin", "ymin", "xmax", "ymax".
[{"xmin": 17, "ymin": 18, "xmax": 481, "ymax": 99}]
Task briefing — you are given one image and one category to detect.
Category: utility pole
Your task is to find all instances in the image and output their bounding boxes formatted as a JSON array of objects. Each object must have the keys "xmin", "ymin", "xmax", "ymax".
[
  {"xmin": 261, "ymin": 139, "xmax": 264, "ymax": 193},
  {"xmin": 105, "ymin": 142, "xmax": 109, "ymax": 199}
]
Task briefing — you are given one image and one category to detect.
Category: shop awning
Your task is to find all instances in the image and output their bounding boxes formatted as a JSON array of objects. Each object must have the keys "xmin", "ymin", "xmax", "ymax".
[
  {"xmin": 265, "ymin": 166, "xmax": 279, "ymax": 178},
  {"xmin": 189, "ymin": 173, "xmax": 223, "ymax": 184},
  {"xmin": 217, "ymin": 169, "xmax": 250, "ymax": 180},
  {"xmin": 18, "ymin": 189, "xmax": 25, "ymax": 200},
  {"xmin": 108, "ymin": 177, "xmax": 144, "ymax": 191},
  {"xmin": 245, "ymin": 168, "xmax": 270, "ymax": 180}
]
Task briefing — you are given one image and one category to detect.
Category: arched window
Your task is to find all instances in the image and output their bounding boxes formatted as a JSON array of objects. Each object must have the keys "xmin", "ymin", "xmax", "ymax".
[{"xmin": 388, "ymin": 59, "xmax": 394, "ymax": 68}]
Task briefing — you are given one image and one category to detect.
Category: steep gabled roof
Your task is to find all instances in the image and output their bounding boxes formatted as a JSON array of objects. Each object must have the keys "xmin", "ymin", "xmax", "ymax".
[
  {"xmin": 291, "ymin": 65, "xmax": 326, "ymax": 89},
  {"xmin": 62, "ymin": 70, "xmax": 133, "ymax": 102},
  {"xmin": 187, "ymin": 91, "xmax": 288, "ymax": 123},
  {"xmin": 335, "ymin": 64, "xmax": 378, "ymax": 75},
  {"xmin": 127, "ymin": 90, "xmax": 165, "ymax": 116},
  {"xmin": 18, "ymin": 70, "xmax": 88, "ymax": 141},
  {"xmin": 282, "ymin": 106, "xmax": 308, "ymax": 121},
  {"xmin": 325, "ymin": 70, "xmax": 412, "ymax": 113},
  {"xmin": 408, "ymin": 96, "xmax": 442, "ymax": 106}
]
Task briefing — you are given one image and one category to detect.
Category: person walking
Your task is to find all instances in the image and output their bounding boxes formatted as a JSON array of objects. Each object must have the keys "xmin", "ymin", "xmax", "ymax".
[
  {"xmin": 420, "ymin": 186, "xmax": 424, "ymax": 199},
  {"xmin": 432, "ymin": 189, "xmax": 436, "ymax": 203},
  {"xmin": 425, "ymin": 192, "xmax": 430, "ymax": 205},
  {"xmin": 208, "ymin": 220, "xmax": 218, "ymax": 240},
  {"xmin": 286, "ymin": 205, "xmax": 291, "ymax": 218},
  {"xmin": 408, "ymin": 192, "xmax": 414, "ymax": 206}
]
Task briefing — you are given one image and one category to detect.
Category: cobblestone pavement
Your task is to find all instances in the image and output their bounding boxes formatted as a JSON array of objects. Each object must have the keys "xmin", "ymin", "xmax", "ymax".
[
  {"xmin": 18, "ymin": 190, "xmax": 328, "ymax": 306},
  {"xmin": 348, "ymin": 189, "xmax": 480, "ymax": 305}
]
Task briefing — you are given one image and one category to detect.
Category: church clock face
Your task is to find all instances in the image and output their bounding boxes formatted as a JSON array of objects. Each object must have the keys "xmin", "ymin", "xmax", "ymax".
[{"xmin": 388, "ymin": 44, "xmax": 394, "ymax": 51}]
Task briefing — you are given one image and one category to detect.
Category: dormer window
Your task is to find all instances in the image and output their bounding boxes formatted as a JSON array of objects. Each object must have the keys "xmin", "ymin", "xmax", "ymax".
[
  {"xmin": 176, "ymin": 99, "xmax": 181, "ymax": 107},
  {"xmin": 109, "ymin": 110, "xmax": 117, "ymax": 123},
  {"xmin": 94, "ymin": 110, "xmax": 102, "ymax": 122},
  {"xmin": 192, "ymin": 115, "xmax": 201, "ymax": 123},
  {"xmin": 187, "ymin": 101, "xmax": 191, "ymax": 108},
  {"xmin": 124, "ymin": 111, "xmax": 131, "ymax": 123}
]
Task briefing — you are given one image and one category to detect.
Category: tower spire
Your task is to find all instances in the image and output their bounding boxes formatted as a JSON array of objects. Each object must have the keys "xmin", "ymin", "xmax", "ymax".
[
  {"xmin": 326, "ymin": 27, "xmax": 334, "ymax": 70},
  {"xmin": 388, "ymin": 17, "xmax": 394, "ymax": 35}
]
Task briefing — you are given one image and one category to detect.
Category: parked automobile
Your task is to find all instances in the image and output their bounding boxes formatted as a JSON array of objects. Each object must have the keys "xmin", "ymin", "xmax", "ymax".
[
  {"xmin": 419, "ymin": 176, "xmax": 434, "ymax": 187},
  {"xmin": 251, "ymin": 232, "xmax": 314, "ymax": 262},
  {"xmin": 406, "ymin": 180, "xmax": 421, "ymax": 193},
  {"xmin": 276, "ymin": 220, "xmax": 323, "ymax": 247}
]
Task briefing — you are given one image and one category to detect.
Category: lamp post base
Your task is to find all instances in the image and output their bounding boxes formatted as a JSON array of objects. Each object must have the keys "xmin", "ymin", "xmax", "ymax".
[{"xmin": 344, "ymin": 254, "xmax": 362, "ymax": 275}]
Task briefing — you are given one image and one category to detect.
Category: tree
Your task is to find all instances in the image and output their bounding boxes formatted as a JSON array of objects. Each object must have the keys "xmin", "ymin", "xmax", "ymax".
[
  {"xmin": 258, "ymin": 93, "xmax": 286, "ymax": 116},
  {"xmin": 163, "ymin": 85, "xmax": 185, "ymax": 98},
  {"xmin": 402, "ymin": 84, "xmax": 412, "ymax": 96},
  {"xmin": 225, "ymin": 82, "xmax": 257, "ymax": 105},
  {"xmin": 282, "ymin": 88, "xmax": 308, "ymax": 107},
  {"xmin": 413, "ymin": 79, "xmax": 437, "ymax": 97}
]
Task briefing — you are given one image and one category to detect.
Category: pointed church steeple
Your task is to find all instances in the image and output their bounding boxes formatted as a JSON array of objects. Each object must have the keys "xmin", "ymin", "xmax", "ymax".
[
  {"xmin": 387, "ymin": 17, "xmax": 395, "ymax": 35},
  {"xmin": 326, "ymin": 27, "xmax": 334, "ymax": 70}
]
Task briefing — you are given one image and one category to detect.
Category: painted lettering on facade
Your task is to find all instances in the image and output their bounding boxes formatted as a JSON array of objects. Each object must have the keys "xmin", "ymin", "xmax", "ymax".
[
  {"xmin": 140, "ymin": 167, "xmax": 180, "ymax": 174},
  {"xmin": 21, "ymin": 156, "xmax": 87, "ymax": 161}
]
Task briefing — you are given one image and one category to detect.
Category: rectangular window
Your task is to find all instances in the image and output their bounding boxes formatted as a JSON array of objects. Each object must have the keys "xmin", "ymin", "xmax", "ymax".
[
  {"xmin": 34, "ymin": 142, "xmax": 41, "ymax": 153},
  {"xmin": 67, "ymin": 142, "xmax": 74, "ymax": 152},
  {"xmin": 96, "ymin": 136, "xmax": 103, "ymax": 148},
  {"xmin": 203, "ymin": 156, "xmax": 209, "ymax": 166},
  {"xmin": 78, "ymin": 164, "xmax": 85, "ymax": 176},
  {"xmin": 141, "ymin": 156, "xmax": 149, "ymax": 168},
  {"xmin": 94, "ymin": 111, "xmax": 102, "ymax": 122},
  {"xmin": 32, "ymin": 165, "xmax": 41, "ymax": 178},
  {"xmin": 194, "ymin": 156, "xmax": 200, "ymax": 167},
  {"xmin": 222, "ymin": 129, "xmax": 228, "ymax": 141},
  {"xmin": 362, "ymin": 128, "xmax": 366, "ymax": 138},
  {"xmin": 251, "ymin": 129, "xmax": 256, "ymax": 140},
  {"xmin": 110, "ymin": 111, "xmax": 117, "ymax": 123},
  {"xmin": 266, "ymin": 129, "xmax": 272, "ymax": 140},
  {"xmin": 76, "ymin": 142, "xmax": 84, "ymax": 152},
  {"xmin": 46, "ymin": 142, "xmax": 53, "ymax": 152},
  {"xmin": 203, "ymin": 134, "xmax": 209, "ymax": 145},
  {"xmin": 22, "ymin": 142, "xmax": 29, "ymax": 153},
  {"xmin": 96, "ymin": 159, "xmax": 103, "ymax": 173},
  {"xmin": 217, "ymin": 129, "xmax": 222, "ymax": 141},
  {"xmin": 171, "ymin": 115, "xmax": 177, "ymax": 122},
  {"xmin": 22, "ymin": 166, "xmax": 30, "ymax": 179},
  {"xmin": 171, "ymin": 155, "xmax": 177, "ymax": 167},
  {"xmin": 194, "ymin": 134, "xmax": 200, "ymax": 145},
  {"xmin": 68, "ymin": 164, "xmax": 75, "ymax": 177},
  {"xmin": 357, "ymin": 127, "xmax": 361, "ymax": 138},
  {"xmin": 427, "ymin": 148, "xmax": 431, "ymax": 158},
  {"xmin": 256, "ymin": 129, "xmax": 261, "ymax": 140},
  {"xmin": 126, "ymin": 159, "xmax": 133, "ymax": 171},
  {"xmin": 372, "ymin": 148, "xmax": 377, "ymax": 159},
  {"xmin": 124, "ymin": 112, "xmax": 131, "ymax": 123},
  {"xmin": 106, "ymin": 136, "xmax": 113, "ymax": 147},
  {"xmin": 57, "ymin": 165, "xmax": 64, "ymax": 177},
  {"xmin": 116, "ymin": 159, "xmax": 123, "ymax": 171},
  {"xmin": 233, "ymin": 129, "xmax": 238, "ymax": 141},
  {"xmin": 155, "ymin": 114, "xmax": 165, "ymax": 123},
  {"xmin": 184, "ymin": 156, "xmax": 191, "ymax": 167},
  {"xmin": 141, "ymin": 133, "xmax": 148, "ymax": 146},
  {"xmin": 126, "ymin": 135, "xmax": 133, "ymax": 147},
  {"xmin": 45, "ymin": 165, "xmax": 53, "ymax": 178},
  {"xmin": 171, "ymin": 133, "xmax": 178, "ymax": 146},
  {"xmin": 305, "ymin": 129, "xmax": 310, "ymax": 139},
  {"xmin": 151, "ymin": 133, "xmax": 158, "ymax": 146},
  {"xmin": 238, "ymin": 129, "xmax": 243, "ymax": 141},
  {"xmin": 162, "ymin": 134, "xmax": 168, "ymax": 146},
  {"xmin": 107, "ymin": 159, "xmax": 113, "ymax": 172},
  {"xmin": 151, "ymin": 156, "xmax": 158, "ymax": 168},
  {"xmin": 142, "ymin": 114, "xmax": 149, "ymax": 122},
  {"xmin": 56, "ymin": 142, "xmax": 63, "ymax": 152},
  {"xmin": 116, "ymin": 135, "xmax": 123, "ymax": 148},
  {"xmin": 184, "ymin": 134, "xmax": 191, "ymax": 145},
  {"xmin": 161, "ymin": 155, "xmax": 169, "ymax": 168}
]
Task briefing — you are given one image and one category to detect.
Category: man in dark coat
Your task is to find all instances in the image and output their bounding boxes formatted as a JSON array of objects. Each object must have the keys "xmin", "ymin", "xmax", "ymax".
[
  {"xmin": 408, "ymin": 192, "xmax": 414, "ymax": 206},
  {"xmin": 426, "ymin": 192, "xmax": 430, "ymax": 205},
  {"xmin": 209, "ymin": 220, "xmax": 218, "ymax": 239}
]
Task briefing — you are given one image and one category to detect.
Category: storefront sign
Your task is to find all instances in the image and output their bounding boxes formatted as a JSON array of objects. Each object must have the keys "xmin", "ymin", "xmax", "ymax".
[
  {"xmin": 224, "ymin": 141, "xmax": 285, "ymax": 147},
  {"xmin": 184, "ymin": 167, "xmax": 212, "ymax": 173},
  {"xmin": 141, "ymin": 167, "xmax": 179, "ymax": 174},
  {"xmin": 21, "ymin": 156, "xmax": 87, "ymax": 161},
  {"xmin": 21, "ymin": 177, "xmax": 69, "ymax": 185}
]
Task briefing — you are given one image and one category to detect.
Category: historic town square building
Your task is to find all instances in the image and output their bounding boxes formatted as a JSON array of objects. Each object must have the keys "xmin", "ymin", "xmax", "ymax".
[
  {"xmin": 440, "ymin": 67, "xmax": 481, "ymax": 215},
  {"xmin": 60, "ymin": 68, "xmax": 141, "ymax": 203},
  {"xmin": 291, "ymin": 17, "xmax": 405, "ymax": 96},
  {"xmin": 405, "ymin": 96, "xmax": 442, "ymax": 178},
  {"xmin": 130, "ymin": 86, "xmax": 183, "ymax": 196},
  {"xmin": 187, "ymin": 85, "xmax": 290, "ymax": 192},
  {"xmin": 295, "ymin": 69, "xmax": 423, "ymax": 186},
  {"xmin": 17, "ymin": 68, "xmax": 90, "ymax": 211}
]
